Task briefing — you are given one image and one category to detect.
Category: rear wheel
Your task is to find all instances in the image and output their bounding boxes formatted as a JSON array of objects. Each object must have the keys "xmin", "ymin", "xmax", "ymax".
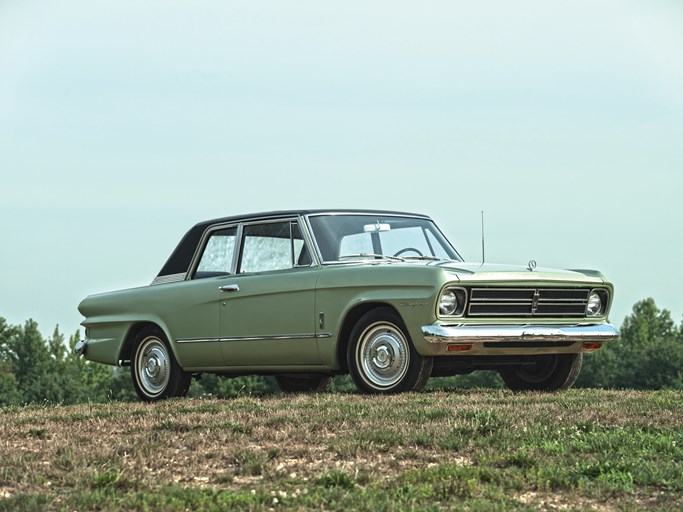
[
  {"xmin": 499, "ymin": 353, "xmax": 583, "ymax": 392},
  {"xmin": 131, "ymin": 327, "xmax": 191, "ymax": 402},
  {"xmin": 348, "ymin": 308, "xmax": 432, "ymax": 394},
  {"xmin": 275, "ymin": 375, "xmax": 332, "ymax": 393}
]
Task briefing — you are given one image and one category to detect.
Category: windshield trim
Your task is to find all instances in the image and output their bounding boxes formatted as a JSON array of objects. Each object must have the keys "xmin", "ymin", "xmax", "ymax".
[{"xmin": 303, "ymin": 212, "xmax": 463, "ymax": 265}]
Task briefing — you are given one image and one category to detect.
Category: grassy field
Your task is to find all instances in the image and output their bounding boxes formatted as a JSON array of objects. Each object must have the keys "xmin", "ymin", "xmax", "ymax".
[{"xmin": 1, "ymin": 389, "xmax": 682, "ymax": 511}]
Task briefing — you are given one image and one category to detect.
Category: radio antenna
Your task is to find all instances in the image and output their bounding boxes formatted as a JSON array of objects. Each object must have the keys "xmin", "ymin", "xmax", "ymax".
[{"xmin": 481, "ymin": 211, "xmax": 485, "ymax": 264}]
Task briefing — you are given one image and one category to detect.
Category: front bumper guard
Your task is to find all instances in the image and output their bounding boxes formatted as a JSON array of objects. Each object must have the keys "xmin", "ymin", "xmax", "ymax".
[{"xmin": 422, "ymin": 323, "xmax": 619, "ymax": 345}]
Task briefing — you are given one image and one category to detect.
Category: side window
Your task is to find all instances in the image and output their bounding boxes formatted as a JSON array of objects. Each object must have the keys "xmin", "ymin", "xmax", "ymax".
[
  {"xmin": 239, "ymin": 221, "xmax": 312, "ymax": 273},
  {"xmin": 194, "ymin": 227, "xmax": 237, "ymax": 278}
]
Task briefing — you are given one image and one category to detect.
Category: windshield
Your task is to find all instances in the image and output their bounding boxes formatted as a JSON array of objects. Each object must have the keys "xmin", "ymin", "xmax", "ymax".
[{"xmin": 308, "ymin": 214, "xmax": 461, "ymax": 263}]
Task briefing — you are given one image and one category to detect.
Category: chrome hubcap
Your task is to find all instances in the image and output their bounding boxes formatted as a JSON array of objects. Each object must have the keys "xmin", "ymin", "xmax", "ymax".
[
  {"xmin": 374, "ymin": 345, "xmax": 392, "ymax": 368},
  {"xmin": 136, "ymin": 337, "xmax": 170, "ymax": 397},
  {"xmin": 146, "ymin": 357, "xmax": 160, "ymax": 378},
  {"xmin": 357, "ymin": 322, "xmax": 409, "ymax": 389}
]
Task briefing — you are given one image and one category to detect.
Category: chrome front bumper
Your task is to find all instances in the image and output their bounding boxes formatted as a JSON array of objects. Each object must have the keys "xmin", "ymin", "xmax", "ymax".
[
  {"xmin": 74, "ymin": 339, "xmax": 88, "ymax": 357},
  {"xmin": 422, "ymin": 323, "xmax": 619, "ymax": 345}
]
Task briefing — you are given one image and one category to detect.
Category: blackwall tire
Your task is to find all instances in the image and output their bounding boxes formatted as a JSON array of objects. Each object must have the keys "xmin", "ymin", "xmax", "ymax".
[{"xmin": 499, "ymin": 353, "xmax": 583, "ymax": 392}]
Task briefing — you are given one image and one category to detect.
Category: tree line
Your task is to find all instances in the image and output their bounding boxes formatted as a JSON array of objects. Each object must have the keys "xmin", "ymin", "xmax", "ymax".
[{"xmin": 1, "ymin": 297, "xmax": 682, "ymax": 406}]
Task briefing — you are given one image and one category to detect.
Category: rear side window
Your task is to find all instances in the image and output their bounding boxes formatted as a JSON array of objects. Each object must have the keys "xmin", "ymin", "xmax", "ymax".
[{"xmin": 194, "ymin": 227, "xmax": 237, "ymax": 278}]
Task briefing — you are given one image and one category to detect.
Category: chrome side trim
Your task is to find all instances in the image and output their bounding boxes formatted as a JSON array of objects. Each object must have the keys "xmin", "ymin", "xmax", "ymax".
[
  {"xmin": 176, "ymin": 338, "xmax": 218, "ymax": 344},
  {"xmin": 221, "ymin": 333, "xmax": 318, "ymax": 342},
  {"xmin": 176, "ymin": 332, "xmax": 333, "ymax": 344},
  {"xmin": 151, "ymin": 273, "xmax": 186, "ymax": 285},
  {"xmin": 422, "ymin": 323, "xmax": 619, "ymax": 344}
]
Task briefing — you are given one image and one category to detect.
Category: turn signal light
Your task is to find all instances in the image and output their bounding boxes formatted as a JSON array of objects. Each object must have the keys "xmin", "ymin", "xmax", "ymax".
[
  {"xmin": 447, "ymin": 344, "xmax": 473, "ymax": 352},
  {"xmin": 582, "ymin": 342, "xmax": 603, "ymax": 352}
]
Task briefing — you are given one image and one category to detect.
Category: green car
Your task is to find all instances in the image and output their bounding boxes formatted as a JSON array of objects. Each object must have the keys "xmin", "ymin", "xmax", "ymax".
[{"xmin": 76, "ymin": 210, "xmax": 618, "ymax": 401}]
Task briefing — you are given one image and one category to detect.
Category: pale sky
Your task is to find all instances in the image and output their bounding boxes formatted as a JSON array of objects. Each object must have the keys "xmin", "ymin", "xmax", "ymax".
[{"xmin": 1, "ymin": 0, "xmax": 682, "ymax": 337}]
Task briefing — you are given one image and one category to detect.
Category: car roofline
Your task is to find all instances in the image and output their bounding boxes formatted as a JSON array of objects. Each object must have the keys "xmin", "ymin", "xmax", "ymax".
[
  {"xmin": 156, "ymin": 209, "xmax": 431, "ymax": 278},
  {"xmin": 197, "ymin": 209, "xmax": 428, "ymax": 228}
]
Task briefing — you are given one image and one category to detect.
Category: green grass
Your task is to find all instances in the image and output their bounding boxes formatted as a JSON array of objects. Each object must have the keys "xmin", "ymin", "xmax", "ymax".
[{"xmin": 0, "ymin": 389, "xmax": 682, "ymax": 510}]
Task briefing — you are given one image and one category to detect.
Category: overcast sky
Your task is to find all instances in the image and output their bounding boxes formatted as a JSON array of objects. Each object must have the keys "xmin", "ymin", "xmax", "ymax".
[{"xmin": 1, "ymin": 0, "xmax": 682, "ymax": 337}]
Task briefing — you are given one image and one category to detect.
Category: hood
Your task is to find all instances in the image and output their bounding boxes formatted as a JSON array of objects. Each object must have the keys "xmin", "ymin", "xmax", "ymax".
[{"xmin": 433, "ymin": 261, "xmax": 607, "ymax": 284}]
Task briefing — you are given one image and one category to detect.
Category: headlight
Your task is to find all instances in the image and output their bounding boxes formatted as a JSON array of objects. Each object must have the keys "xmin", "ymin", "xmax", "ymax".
[
  {"xmin": 439, "ymin": 290, "xmax": 458, "ymax": 316},
  {"xmin": 438, "ymin": 287, "xmax": 467, "ymax": 317},
  {"xmin": 586, "ymin": 291, "xmax": 603, "ymax": 317}
]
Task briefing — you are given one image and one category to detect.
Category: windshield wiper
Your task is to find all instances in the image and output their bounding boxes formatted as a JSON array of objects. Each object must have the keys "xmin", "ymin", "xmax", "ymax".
[
  {"xmin": 403, "ymin": 255, "xmax": 442, "ymax": 261},
  {"xmin": 338, "ymin": 253, "xmax": 405, "ymax": 262}
]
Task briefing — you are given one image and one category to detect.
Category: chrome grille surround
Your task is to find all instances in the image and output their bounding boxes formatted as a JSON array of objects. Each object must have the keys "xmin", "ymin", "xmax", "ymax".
[{"xmin": 467, "ymin": 287, "xmax": 595, "ymax": 318}]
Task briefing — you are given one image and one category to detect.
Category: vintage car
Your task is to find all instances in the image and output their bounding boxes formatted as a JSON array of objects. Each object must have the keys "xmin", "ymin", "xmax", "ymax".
[{"xmin": 76, "ymin": 210, "xmax": 618, "ymax": 401}]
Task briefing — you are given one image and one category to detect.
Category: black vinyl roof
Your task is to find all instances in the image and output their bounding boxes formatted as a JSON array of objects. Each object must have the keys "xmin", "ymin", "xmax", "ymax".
[{"xmin": 157, "ymin": 209, "xmax": 428, "ymax": 277}]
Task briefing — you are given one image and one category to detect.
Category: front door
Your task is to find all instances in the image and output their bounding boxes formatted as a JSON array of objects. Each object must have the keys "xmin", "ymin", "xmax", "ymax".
[
  {"xmin": 218, "ymin": 220, "xmax": 321, "ymax": 367},
  {"xmin": 170, "ymin": 225, "xmax": 239, "ymax": 369}
]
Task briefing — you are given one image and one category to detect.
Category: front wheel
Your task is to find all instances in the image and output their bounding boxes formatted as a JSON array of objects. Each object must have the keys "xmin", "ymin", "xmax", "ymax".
[
  {"xmin": 348, "ymin": 308, "xmax": 433, "ymax": 394},
  {"xmin": 498, "ymin": 353, "xmax": 583, "ymax": 392},
  {"xmin": 131, "ymin": 327, "xmax": 191, "ymax": 402}
]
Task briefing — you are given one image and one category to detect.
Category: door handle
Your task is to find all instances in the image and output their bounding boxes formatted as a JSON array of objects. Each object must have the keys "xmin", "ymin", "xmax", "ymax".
[{"xmin": 219, "ymin": 284, "xmax": 240, "ymax": 293}]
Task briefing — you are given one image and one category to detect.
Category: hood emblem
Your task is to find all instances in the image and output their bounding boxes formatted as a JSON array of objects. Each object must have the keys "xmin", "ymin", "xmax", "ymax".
[{"xmin": 527, "ymin": 260, "xmax": 537, "ymax": 272}]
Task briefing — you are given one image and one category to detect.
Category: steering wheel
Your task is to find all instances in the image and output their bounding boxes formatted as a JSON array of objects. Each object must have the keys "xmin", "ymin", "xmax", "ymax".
[{"xmin": 393, "ymin": 247, "xmax": 423, "ymax": 257}]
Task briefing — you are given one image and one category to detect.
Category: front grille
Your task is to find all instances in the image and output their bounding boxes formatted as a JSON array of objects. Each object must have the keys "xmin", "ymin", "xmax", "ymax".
[{"xmin": 467, "ymin": 288, "xmax": 590, "ymax": 318}]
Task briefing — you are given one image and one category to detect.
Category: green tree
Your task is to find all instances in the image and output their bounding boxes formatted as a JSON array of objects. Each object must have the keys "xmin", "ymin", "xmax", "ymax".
[
  {"xmin": 1, "ymin": 318, "xmax": 25, "ymax": 405},
  {"xmin": 578, "ymin": 298, "xmax": 683, "ymax": 389},
  {"xmin": 0, "ymin": 360, "xmax": 21, "ymax": 405},
  {"xmin": 0, "ymin": 318, "xmax": 18, "ymax": 362},
  {"xmin": 8, "ymin": 319, "xmax": 65, "ymax": 403},
  {"xmin": 0, "ymin": 318, "xmax": 127, "ymax": 405}
]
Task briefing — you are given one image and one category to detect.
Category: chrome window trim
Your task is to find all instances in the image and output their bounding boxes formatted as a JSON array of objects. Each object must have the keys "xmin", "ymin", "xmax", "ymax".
[
  {"xmin": 186, "ymin": 222, "xmax": 240, "ymax": 280},
  {"xmin": 238, "ymin": 216, "xmax": 304, "ymax": 228},
  {"xmin": 304, "ymin": 212, "xmax": 462, "ymax": 264},
  {"xmin": 306, "ymin": 211, "xmax": 431, "ymax": 219},
  {"xmin": 231, "ymin": 223, "xmax": 244, "ymax": 275},
  {"xmin": 186, "ymin": 216, "xmax": 317, "ymax": 280},
  {"xmin": 302, "ymin": 214, "xmax": 325, "ymax": 266},
  {"xmin": 429, "ymin": 219, "xmax": 464, "ymax": 262},
  {"xmin": 236, "ymin": 217, "xmax": 316, "ymax": 274},
  {"xmin": 298, "ymin": 214, "xmax": 322, "ymax": 267}
]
